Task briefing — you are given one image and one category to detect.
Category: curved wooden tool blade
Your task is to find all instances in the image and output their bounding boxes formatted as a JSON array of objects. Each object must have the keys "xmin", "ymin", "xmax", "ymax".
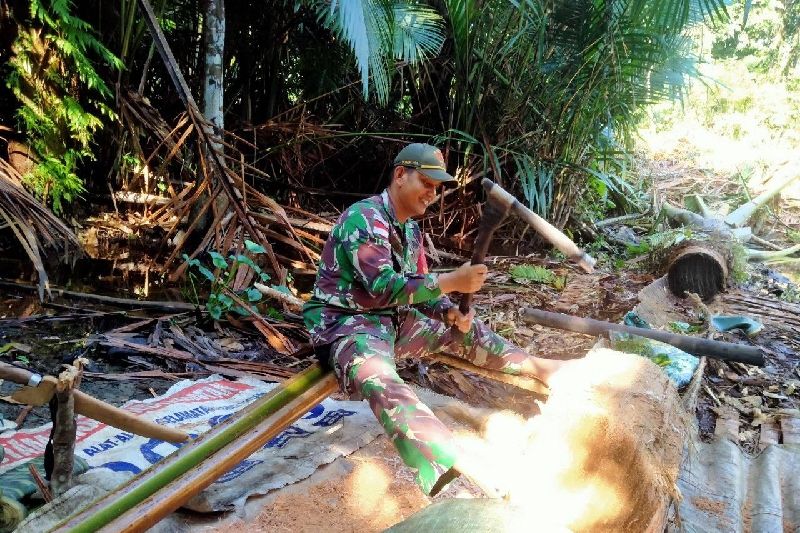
[{"xmin": 459, "ymin": 183, "xmax": 513, "ymax": 315}]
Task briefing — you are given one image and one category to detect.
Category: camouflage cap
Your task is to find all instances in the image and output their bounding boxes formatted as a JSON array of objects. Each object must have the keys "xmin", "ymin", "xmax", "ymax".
[{"xmin": 393, "ymin": 143, "xmax": 456, "ymax": 183}]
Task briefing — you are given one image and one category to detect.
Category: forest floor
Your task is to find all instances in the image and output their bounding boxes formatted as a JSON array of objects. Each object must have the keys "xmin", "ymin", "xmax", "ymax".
[{"xmin": 2, "ymin": 82, "xmax": 800, "ymax": 525}]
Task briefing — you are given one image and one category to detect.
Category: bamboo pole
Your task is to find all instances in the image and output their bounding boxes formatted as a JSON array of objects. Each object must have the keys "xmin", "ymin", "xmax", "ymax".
[
  {"xmin": 521, "ymin": 308, "xmax": 764, "ymax": 366},
  {"xmin": 746, "ymin": 243, "xmax": 800, "ymax": 261},
  {"xmin": 725, "ymin": 164, "xmax": 800, "ymax": 227},
  {"xmin": 97, "ymin": 372, "xmax": 339, "ymax": 532},
  {"xmin": 54, "ymin": 364, "xmax": 333, "ymax": 532}
]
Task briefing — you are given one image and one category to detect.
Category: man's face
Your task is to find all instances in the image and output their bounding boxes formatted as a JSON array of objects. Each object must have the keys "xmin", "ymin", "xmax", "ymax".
[{"xmin": 395, "ymin": 168, "xmax": 442, "ymax": 218}]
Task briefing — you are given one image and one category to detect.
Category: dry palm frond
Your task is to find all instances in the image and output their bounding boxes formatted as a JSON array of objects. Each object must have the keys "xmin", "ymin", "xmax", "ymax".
[
  {"xmin": 114, "ymin": 90, "xmax": 327, "ymax": 281},
  {"xmin": 0, "ymin": 158, "xmax": 80, "ymax": 299}
]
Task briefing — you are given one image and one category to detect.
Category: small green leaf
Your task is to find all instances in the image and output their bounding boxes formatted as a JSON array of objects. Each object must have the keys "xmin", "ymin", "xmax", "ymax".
[
  {"xmin": 208, "ymin": 304, "xmax": 222, "ymax": 320},
  {"xmin": 218, "ymin": 294, "xmax": 234, "ymax": 307},
  {"xmin": 182, "ymin": 253, "xmax": 200, "ymax": 267},
  {"xmin": 260, "ymin": 272, "xmax": 271, "ymax": 282},
  {"xmin": 209, "ymin": 251, "xmax": 228, "ymax": 269},
  {"xmin": 246, "ymin": 288, "xmax": 262, "ymax": 302},
  {"xmin": 197, "ymin": 265, "xmax": 216, "ymax": 282},
  {"xmin": 234, "ymin": 254, "xmax": 259, "ymax": 271},
  {"xmin": 509, "ymin": 265, "xmax": 555, "ymax": 284},
  {"xmin": 245, "ymin": 240, "xmax": 267, "ymax": 254}
]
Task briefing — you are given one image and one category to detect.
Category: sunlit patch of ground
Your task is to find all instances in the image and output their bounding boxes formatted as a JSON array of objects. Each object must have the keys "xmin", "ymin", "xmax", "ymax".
[{"xmin": 638, "ymin": 61, "xmax": 800, "ymax": 201}]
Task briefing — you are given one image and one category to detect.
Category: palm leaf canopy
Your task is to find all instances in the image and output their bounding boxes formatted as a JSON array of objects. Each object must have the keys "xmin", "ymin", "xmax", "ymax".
[{"xmin": 313, "ymin": 0, "xmax": 445, "ymax": 104}]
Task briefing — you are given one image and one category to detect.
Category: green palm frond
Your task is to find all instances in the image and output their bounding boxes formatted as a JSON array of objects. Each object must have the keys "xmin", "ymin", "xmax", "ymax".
[
  {"xmin": 515, "ymin": 154, "xmax": 554, "ymax": 216},
  {"xmin": 312, "ymin": 0, "xmax": 445, "ymax": 104},
  {"xmin": 429, "ymin": 0, "xmax": 729, "ymax": 222},
  {"xmin": 392, "ymin": 3, "xmax": 445, "ymax": 62}
]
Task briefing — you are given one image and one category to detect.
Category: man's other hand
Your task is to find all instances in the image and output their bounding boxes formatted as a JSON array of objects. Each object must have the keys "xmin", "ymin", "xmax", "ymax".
[
  {"xmin": 447, "ymin": 307, "xmax": 475, "ymax": 333},
  {"xmin": 439, "ymin": 262, "xmax": 488, "ymax": 294}
]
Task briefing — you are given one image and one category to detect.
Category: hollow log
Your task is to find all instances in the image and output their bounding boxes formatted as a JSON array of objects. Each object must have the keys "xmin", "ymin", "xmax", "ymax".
[
  {"xmin": 665, "ymin": 241, "xmax": 731, "ymax": 301},
  {"xmin": 393, "ymin": 348, "xmax": 689, "ymax": 532}
]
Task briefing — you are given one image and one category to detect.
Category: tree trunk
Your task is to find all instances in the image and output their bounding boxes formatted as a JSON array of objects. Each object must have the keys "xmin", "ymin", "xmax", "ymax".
[
  {"xmin": 202, "ymin": 0, "xmax": 228, "ymax": 225},
  {"xmin": 203, "ymin": 0, "xmax": 225, "ymax": 148}
]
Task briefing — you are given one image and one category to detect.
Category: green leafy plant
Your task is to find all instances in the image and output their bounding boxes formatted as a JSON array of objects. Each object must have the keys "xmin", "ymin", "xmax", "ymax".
[
  {"xmin": 508, "ymin": 265, "xmax": 559, "ymax": 285},
  {"xmin": 6, "ymin": 0, "xmax": 122, "ymax": 212},
  {"xmin": 184, "ymin": 240, "xmax": 277, "ymax": 320}
]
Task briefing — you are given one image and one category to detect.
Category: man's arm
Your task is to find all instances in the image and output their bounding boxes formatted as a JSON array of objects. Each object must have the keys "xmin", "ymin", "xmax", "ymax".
[
  {"xmin": 345, "ymin": 239, "xmax": 487, "ymax": 309},
  {"xmin": 413, "ymin": 249, "xmax": 456, "ymax": 321},
  {"xmin": 347, "ymin": 236, "xmax": 443, "ymax": 307}
]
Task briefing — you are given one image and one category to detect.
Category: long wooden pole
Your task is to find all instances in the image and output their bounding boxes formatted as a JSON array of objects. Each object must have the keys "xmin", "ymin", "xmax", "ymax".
[
  {"xmin": 431, "ymin": 354, "xmax": 549, "ymax": 395},
  {"xmin": 53, "ymin": 364, "xmax": 334, "ymax": 532},
  {"xmin": 521, "ymin": 308, "xmax": 764, "ymax": 366}
]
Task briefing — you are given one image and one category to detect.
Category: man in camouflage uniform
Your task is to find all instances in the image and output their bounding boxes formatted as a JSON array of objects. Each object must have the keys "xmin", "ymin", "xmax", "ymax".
[{"xmin": 303, "ymin": 143, "xmax": 566, "ymax": 496}]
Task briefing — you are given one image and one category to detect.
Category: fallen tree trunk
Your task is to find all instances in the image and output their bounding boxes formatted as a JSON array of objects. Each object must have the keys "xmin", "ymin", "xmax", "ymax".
[{"xmin": 725, "ymin": 163, "xmax": 799, "ymax": 227}]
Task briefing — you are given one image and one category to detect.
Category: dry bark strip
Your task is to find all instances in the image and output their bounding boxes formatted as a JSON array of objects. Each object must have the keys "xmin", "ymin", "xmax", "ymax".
[
  {"xmin": 0, "ymin": 279, "xmax": 196, "ymax": 311},
  {"xmin": 49, "ymin": 363, "xmax": 86, "ymax": 497}
]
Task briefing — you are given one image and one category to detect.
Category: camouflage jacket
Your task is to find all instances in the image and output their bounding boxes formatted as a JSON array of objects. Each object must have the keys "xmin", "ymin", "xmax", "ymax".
[{"xmin": 303, "ymin": 190, "xmax": 454, "ymax": 345}]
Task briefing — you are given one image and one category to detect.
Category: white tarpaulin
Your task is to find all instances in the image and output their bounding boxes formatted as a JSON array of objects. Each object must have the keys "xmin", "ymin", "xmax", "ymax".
[
  {"xmin": 671, "ymin": 437, "xmax": 800, "ymax": 532},
  {"xmin": 0, "ymin": 375, "xmax": 383, "ymax": 512}
]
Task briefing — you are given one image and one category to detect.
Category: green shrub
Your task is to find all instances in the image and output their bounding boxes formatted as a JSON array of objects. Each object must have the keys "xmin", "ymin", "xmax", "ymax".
[{"xmin": 6, "ymin": 0, "xmax": 121, "ymax": 212}]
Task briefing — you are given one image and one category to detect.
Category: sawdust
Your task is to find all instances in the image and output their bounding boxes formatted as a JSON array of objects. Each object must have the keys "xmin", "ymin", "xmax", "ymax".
[
  {"xmin": 530, "ymin": 347, "xmax": 687, "ymax": 531},
  {"xmin": 215, "ymin": 437, "xmax": 477, "ymax": 533},
  {"xmin": 218, "ymin": 348, "xmax": 687, "ymax": 532},
  {"xmin": 692, "ymin": 496, "xmax": 729, "ymax": 517}
]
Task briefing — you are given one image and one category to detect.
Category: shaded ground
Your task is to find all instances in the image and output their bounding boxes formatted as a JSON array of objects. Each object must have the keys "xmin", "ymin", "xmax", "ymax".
[
  {"xmin": 0, "ymin": 296, "xmax": 177, "ymax": 427},
  {"xmin": 1, "ymin": 222, "xmax": 799, "ymax": 530}
]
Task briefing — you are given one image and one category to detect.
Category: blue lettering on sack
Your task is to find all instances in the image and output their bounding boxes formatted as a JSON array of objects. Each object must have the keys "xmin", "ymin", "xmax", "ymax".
[
  {"xmin": 311, "ymin": 409, "xmax": 356, "ymax": 427},
  {"xmin": 208, "ymin": 413, "xmax": 233, "ymax": 427},
  {"xmin": 140, "ymin": 437, "xmax": 184, "ymax": 464},
  {"xmin": 82, "ymin": 432, "xmax": 137, "ymax": 457},
  {"xmin": 215, "ymin": 459, "xmax": 263, "ymax": 484},
  {"xmin": 101, "ymin": 461, "xmax": 142, "ymax": 474},
  {"xmin": 264, "ymin": 426, "xmax": 311, "ymax": 449},
  {"xmin": 302, "ymin": 404, "xmax": 325, "ymax": 419}
]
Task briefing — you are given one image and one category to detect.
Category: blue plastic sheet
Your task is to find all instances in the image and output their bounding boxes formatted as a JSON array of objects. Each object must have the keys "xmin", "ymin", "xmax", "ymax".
[{"xmin": 610, "ymin": 312, "xmax": 700, "ymax": 388}]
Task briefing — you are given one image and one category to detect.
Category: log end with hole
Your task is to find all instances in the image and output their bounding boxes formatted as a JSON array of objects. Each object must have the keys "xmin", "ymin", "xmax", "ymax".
[{"xmin": 666, "ymin": 243, "xmax": 729, "ymax": 301}]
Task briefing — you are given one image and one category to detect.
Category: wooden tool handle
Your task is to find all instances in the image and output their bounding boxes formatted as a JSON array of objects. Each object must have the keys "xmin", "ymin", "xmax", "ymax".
[
  {"xmin": 0, "ymin": 362, "xmax": 39, "ymax": 386},
  {"xmin": 74, "ymin": 391, "xmax": 189, "ymax": 444},
  {"xmin": 459, "ymin": 185, "xmax": 512, "ymax": 315},
  {"xmin": 482, "ymin": 178, "xmax": 596, "ymax": 273},
  {"xmin": 521, "ymin": 308, "xmax": 764, "ymax": 366}
]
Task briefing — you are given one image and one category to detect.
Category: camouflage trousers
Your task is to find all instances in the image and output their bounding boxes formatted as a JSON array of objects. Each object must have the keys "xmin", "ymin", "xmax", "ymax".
[{"xmin": 328, "ymin": 306, "xmax": 534, "ymax": 495}]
